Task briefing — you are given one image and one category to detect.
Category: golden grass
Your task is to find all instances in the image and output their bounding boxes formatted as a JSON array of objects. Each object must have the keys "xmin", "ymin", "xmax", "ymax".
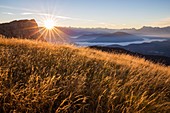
[{"xmin": 0, "ymin": 37, "xmax": 170, "ymax": 113}]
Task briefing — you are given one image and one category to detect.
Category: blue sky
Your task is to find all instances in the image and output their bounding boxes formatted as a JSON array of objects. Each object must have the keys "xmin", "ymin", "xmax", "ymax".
[{"xmin": 0, "ymin": 0, "xmax": 170, "ymax": 29}]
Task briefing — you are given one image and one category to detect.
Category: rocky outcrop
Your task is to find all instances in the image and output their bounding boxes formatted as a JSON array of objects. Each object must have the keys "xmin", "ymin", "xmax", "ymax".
[{"xmin": 0, "ymin": 19, "xmax": 43, "ymax": 40}]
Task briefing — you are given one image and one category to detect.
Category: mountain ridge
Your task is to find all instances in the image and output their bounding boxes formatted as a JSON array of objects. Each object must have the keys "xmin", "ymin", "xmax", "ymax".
[
  {"xmin": 46, "ymin": 26, "xmax": 170, "ymax": 37},
  {"xmin": 73, "ymin": 31, "xmax": 143, "ymax": 43}
]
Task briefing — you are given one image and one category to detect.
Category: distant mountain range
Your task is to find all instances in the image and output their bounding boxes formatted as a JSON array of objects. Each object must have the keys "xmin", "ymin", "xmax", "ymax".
[
  {"xmin": 45, "ymin": 26, "xmax": 170, "ymax": 58},
  {"xmin": 49, "ymin": 27, "xmax": 115, "ymax": 36},
  {"xmin": 112, "ymin": 39, "xmax": 170, "ymax": 57},
  {"xmin": 120, "ymin": 26, "xmax": 170, "ymax": 37},
  {"xmin": 70, "ymin": 32, "xmax": 144, "ymax": 43},
  {"xmin": 55, "ymin": 26, "xmax": 170, "ymax": 37}
]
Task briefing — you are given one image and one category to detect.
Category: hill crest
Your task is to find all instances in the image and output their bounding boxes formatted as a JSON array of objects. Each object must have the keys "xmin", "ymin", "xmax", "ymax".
[{"xmin": 0, "ymin": 37, "xmax": 170, "ymax": 113}]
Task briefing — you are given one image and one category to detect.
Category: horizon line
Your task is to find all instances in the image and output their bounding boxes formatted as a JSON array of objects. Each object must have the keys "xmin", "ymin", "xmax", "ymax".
[{"xmin": 1, "ymin": 18, "xmax": 170, "ymax": 30}]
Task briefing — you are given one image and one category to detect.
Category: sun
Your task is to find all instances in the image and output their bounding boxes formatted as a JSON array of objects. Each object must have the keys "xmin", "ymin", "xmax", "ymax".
[{"xmin": 44, "ymin": 19, "xmax": 55, "ymax": 29}]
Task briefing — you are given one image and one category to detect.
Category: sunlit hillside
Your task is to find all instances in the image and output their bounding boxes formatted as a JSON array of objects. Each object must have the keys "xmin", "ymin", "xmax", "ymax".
[{"xmin": 0, "ymin": 37, "xmax": 170, "ymax": 113}]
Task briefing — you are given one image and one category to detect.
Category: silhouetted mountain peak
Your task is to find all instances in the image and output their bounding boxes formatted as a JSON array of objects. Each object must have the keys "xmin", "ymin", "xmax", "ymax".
[{"xmin": 0, "ymin": 19, "xmax": 45, "ymax": 40}]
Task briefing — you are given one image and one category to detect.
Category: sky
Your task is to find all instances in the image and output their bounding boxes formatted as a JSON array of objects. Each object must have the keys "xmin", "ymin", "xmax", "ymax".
[{"xmin": 0, "ymin": 0, "xmax": 170, "ymax": 29}]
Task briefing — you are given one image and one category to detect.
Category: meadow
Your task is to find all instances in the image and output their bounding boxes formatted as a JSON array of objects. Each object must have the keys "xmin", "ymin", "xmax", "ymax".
[{"xmin": 0, "ymin": 37, "xmax": 170, "ymax": 113}]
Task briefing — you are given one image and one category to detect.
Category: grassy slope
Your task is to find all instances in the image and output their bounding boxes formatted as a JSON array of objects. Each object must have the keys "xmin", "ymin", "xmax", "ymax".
[{"xmin": 0, "ymin": 37, "xmax": 170, "ymax": 113}]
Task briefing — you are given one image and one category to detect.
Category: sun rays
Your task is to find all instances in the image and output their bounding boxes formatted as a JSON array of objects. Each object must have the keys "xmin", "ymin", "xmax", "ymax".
[
  {"xmin": 38, "ymin": 25, "xmax": 69, "ymax": 44},
  {"xmin": 39, "ymin": 14, "xmax": 70, "ymax": 43},
  {"xmin": 25, "ymin": 15, "xmax": 70, "ymax": 43}
]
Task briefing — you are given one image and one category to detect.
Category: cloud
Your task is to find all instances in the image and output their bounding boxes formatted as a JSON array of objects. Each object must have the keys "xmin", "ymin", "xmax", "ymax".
[
  {"xmin": 36, "ymin": 13, "xmax": 71, "ymax": 19},
  {"xmin": 99, "ymin": 22, "xmax": 116, "ymax": 28},
  {"xmin": 0, "ymin": 5, "xmax": 94, "ymax": 22},
  {"xmin": 0, "ymin": 5, "xmax": 38, "ymax": 12},
  {"xmin": 150, "ymin": 17, "xmax": 170, "ymax": 27},
  {"xmin": 36, "ymin": 13, "xmax": 94, "ymax": 21},
  {"xmin": 2, "ymin": 12, "xmax": 14, "ymax": 15},
  {"xmin": 20, "ymin": 12, "xmax": 34, "ymax": 15},
  {"xmin": 34, "ymin": 13, "xmax": 74, "ymax": 20}
]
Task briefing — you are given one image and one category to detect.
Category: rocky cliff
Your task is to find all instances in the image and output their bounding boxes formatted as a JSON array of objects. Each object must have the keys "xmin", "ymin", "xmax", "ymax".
[{"xmin": 0, "ymin": 19, "xmax": 43, "ymax": 40}]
